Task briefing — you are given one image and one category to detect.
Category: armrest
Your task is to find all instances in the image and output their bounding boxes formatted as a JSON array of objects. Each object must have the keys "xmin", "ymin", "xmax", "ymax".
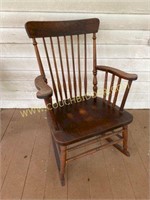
[
  {"xmin": 96, "ymin": 65, "xmax": 138, "ymax": 81},
  {"xmin": 35, "ymin": 75, "xmax": 53, "ymax": 99}
]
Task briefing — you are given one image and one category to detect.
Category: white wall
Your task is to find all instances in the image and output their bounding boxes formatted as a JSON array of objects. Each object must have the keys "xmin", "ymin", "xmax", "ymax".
[{"xmin": 0, "ymin": 0, "xmax": 150, "ymax": 108}]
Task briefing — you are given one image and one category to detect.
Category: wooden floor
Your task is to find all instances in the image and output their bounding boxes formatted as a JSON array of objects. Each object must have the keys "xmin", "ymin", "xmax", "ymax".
[{"xmin": 0, "ymin": 109, "xmax": 149, "ymax": 199}]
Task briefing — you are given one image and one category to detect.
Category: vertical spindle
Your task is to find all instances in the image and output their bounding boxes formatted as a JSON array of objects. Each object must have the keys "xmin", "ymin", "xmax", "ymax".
[
  {"xmin": 77, "ymin": 35, "xmax": 82, "ymax": 97},
  {"xmin": 32, "ymin": 38, "xmax": 45, "ymax": 78},
  {"xmin": 108, "ymin": 74, "xmax": 115, "ymax": 104},
  {"xmin": 64, "ymin": 36, "xmax": 72, "ymax": 99},
  {"xmin": 120, "ymin": 80, "xmax": 132, "ymax": 111},
  {"xmin": 84, "ymin": 34, "xmax": 87, "ymax": 95},
  {"xmin": 112, "ymin": 77, "xmax": 121, "ymax": 107},
  {"xmin": 70, "ymin": 35, "xmax": 77, "ymax": 97},
  {"xmin": 103, "ymin": 72, "xmax": 108, "ymax": 101},
  {"xmin": 50, "ymin": 37, "xmax": 63, "ymax": 101},
  {"xmin": 57, "ymin": 37, "xmax": 68, "ymax": 99},
  {"xmin": 42, "ymin": 38, "xmax": 59, "ymax": 102},
  {"xmin": 93, "ymin": 33, "xmax": 97, "ymax": 98}
]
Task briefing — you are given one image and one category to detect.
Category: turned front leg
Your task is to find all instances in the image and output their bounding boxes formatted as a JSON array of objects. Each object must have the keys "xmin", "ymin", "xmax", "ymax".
[
  {"xmin": 122, "ymin": 125, "xmax": 130, "ymax": 156},
  {"xmin": 60, "ymin": 146, "xmax": 67, "ymax": 186}
]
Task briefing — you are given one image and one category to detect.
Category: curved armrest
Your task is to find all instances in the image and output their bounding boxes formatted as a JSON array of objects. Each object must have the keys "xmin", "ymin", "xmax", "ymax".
[
  {"xmin": 96, "ymin": 65, "xmax": 138, "ymax": 81},
  {"xmin": 35, "ymin": 75, "xmax": 53, "ymax": 99}
]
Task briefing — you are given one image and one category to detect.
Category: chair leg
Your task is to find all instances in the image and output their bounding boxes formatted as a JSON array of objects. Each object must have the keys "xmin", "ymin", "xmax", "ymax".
[
  {"xmin": 59, "ymin": 146, "xmax": 67, "ymax": 186},
  {"xmin": 122, "ymin": 125, "xmax": 130, "ymax": 156},
  {"xmin": 51, "ymin": 135, "xmax": 60, "ymax": 171},
  {"xmin": 106, "ymin": 126, "xmax": 130, "ymax": 157},
  {"xmin": 51, "ymin": 136, "xmax": 67, "ymax": 186}
]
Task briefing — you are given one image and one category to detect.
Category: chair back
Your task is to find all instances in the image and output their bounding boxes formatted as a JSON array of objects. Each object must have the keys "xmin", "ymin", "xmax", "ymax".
[{"xmin": 25, "ymin": 18, "xmax": 100, "ymax": 102}]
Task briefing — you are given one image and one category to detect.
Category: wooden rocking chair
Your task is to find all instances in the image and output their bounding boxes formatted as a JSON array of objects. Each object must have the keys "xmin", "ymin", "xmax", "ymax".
[{"xmin": 25, "ymin": 18, "xmax": 137, "ymax": 186}]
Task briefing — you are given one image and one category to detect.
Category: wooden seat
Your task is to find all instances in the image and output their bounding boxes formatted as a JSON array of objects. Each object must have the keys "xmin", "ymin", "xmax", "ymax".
[
  {"xmin": 53, "ymin": 97, "xmax": 133, "ymax": 145},
  {"xmin": 25, "ymin": 18, "xmax": 137, "ymax": 186}
]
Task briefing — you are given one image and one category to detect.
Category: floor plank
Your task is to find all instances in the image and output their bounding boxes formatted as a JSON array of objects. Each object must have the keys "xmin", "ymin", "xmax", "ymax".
[
  {"xmin": 0, "ymin": 109, "xmax": 15, "ymax": 141},
  {"xmin": 1, "ymin": 109, "xmax": 41, "ymax": 199},
  {"xmin": 131, "ymin": 110, "xmax": 149, "ymax": 132},
  {"xmin": 0, "ymin": 109, "xmax": 149, "ymax": 200},
  {"xmin": 122, "ymin": 125, "xmax": 149, "ymax": 199},
  {"xmin": 129, "ymin": 110, "xmax": 149, "ymax": 172},
  {"xmin": 21, "ymin": 111, "xmax": 51, "ymax": 199},
  {"xmin": 43, "ymin": 153, "xmax": 68, "ymax": 199},
  {"xmin": 0, "ymin": 109, "xmax": 23, "ymax": 189},
  {"xmin": 130, "ymin": 109, "xmax": 149, "ymax": 138},
  {"xmin": 67, "ymin": 147, "xmax": 90, "ymax": 199},
  {"xmin": 44, "ymin": 137, "xmax": 67, "ymax": 199},
  {"xmin": 86, "ymin": 148, "xmax": 113, "ymax": 199},
  {"xmin": 102, "ymin": 141, "xmax": 135, "ymax": 199}
]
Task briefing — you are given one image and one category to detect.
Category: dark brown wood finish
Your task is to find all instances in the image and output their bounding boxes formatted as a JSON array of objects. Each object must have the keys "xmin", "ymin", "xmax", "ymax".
[
  {"xmin": 50, "ymin": 36, "xmax": 63, "ymax": 101},
  {"xmin": 77, "ymin": 35, "xmax": 82, "ymax": 97},
  {"xmin": 97, "ymin": 65, "xmax": 137, "ymax": 110},
  {"xmin": 70, "ymin": 35, "xmax": 77, "ymax": 97},
  {"xmin": 57, "ymin": 36, "xmax": 68, "ymax": 99},
  {"xmin": 52, "ymin": 97, "xmax": 133, "ymax": 145},
  {"xmin": 32, "ymin": 38, "xmax": 45, "ymax": 77},
  {"xmin": 25, "ymin": 18, "xmax": 100, "ymax": 38},
  {"xmin": 108, "ymin": 74, "xmax": 115, "ymax": 104},
  {"xmin": 93, "ymin": 33, "xmax": 97, "ymax": 98},
  {"xmin": 103, "ymin": 71, "xmax": 108, "ymax": 101},
  {"xmin": 96, "ymin": 65, "xmax": 138, "ymax": 81},
  {"xmin": 35, "ymin": 75, "xmax": 53, "ymax": 99},
  {"xmin": 42, "ymin": 37, "xmax": 59, "ymax": 102},
  {"xmin": 112, "ymin": 77, "xmax": 121, "ymax": 107},
  {"xmin": 64, "ymin": 36, "xmax": 72, "ymax": 99},
  {"xmin": 25, "ymin": 18, "xmax": 137, "ymax": 186},
  {"xmin": 84, "ymin": 34, "xmax": 87, "ymax": 95}
]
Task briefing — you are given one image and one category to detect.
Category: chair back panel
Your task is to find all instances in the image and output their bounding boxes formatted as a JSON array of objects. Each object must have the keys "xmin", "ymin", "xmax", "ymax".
[
  {"xmin": 25, "ymin": 18, "xmax": 100, "ymax": 102},
  {"xmin": 25, "ymin": 18, "xmax": 99, "ymax": 38}
]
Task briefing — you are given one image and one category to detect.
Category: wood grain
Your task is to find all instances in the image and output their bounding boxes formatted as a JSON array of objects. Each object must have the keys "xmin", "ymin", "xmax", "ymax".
[
  {"xmin": 1, "ymin": 44, "xmax": 149, "ymax": 58},
  {"xmin": 1, "ymin": 12, "xmax": 150, "ymax": 30},
  {"xmin": 0, "ymin": 109, "xmax": 149, "ymax": 199},
  {"xmin": 0, "ymin": 109, "xmax": 15, "ymax": 140},
  {"xmin": 102, "ymin": 143, "xmax": 135, "ymax": 199},
  {"xmin": 1, "ymin": 80, "xmax": 148, "ymax": 93},
  {"xmin": 1, "ymin": 0, "xmax": 149, "ymax": 14},
  {"xmin": 67, "ymin": 147, "xmax": 90, "ymax": 199},
  {"xmin": 1, "ymin": 98, "xmax": 149, "ymax": 109},
  {"xmin": 1, "ymin": 29, "xmax": 149, "ymax": 45},
  {"xmin": 21, "ymin": 112, "xmax": 51, "ymax": 199},
  {"xmin": 1, "ymin": 1, "xmax": 149, "ymax": 110},
  {"xmin": 0, "ymin": 71, "xmax": 148, "ymax": 82},
  {"xmin": 1, "ymin": 58, "xmax": 150, "ymax": 72},
  {"xmin": 44, "ymin": 116, "xmax": 67, "ymax": 199},
  {"xmin": 129, "ymin": 110, "xmax": 149, "ymax": 172},
  {"xmin": 0, "ymin": 110, "xmax": 41, "ymax": 199},
  {"xmin": 123, "ymin": 124, "xmax": 149, "ymax": 199},
  {"xmin": 27, "ymin": 15, "xmax": 137, "ymax": 185},
  {"xmin": 86, "ymin": 147, "xmax": 113, "ymax": 199}
]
